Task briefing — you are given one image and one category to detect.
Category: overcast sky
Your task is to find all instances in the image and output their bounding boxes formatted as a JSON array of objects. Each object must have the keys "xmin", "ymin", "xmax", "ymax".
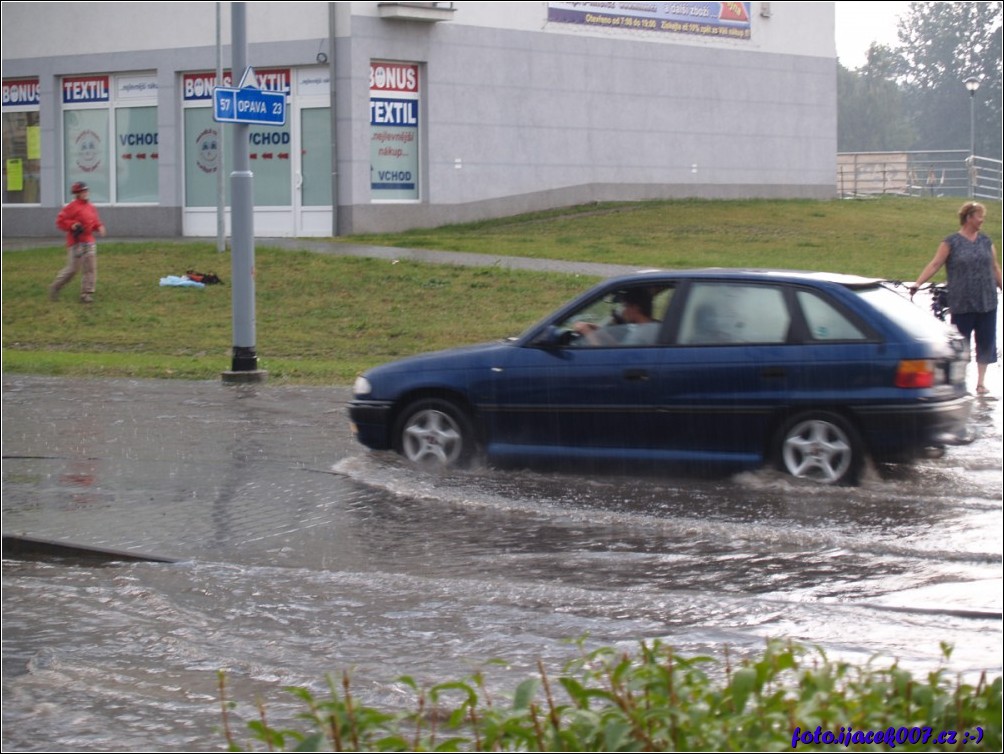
[{"xmin": 834, "ymin": 1, "xmax": 911, "ymax": 69}]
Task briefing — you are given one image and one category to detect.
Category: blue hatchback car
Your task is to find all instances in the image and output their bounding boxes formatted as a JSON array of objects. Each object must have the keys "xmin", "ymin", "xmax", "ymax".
[{"xmin": 349, "ymin": 269, "xmax": 973, "ymax": 484}]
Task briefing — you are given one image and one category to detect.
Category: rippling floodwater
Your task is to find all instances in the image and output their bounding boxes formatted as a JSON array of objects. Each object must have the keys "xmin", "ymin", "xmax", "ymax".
[{"xmin": 2, "ymin": 373, "xmax": 1001, "ymax": 752}]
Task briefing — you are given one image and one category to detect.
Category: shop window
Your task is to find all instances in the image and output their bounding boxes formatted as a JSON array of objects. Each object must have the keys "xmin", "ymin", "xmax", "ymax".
[
  {"xmin": 116, "ymin": 106, "xmax": 158, "ymax": 202},
  {"xmin": 370, "ymin": 61, "xmax": 420, "ymax": 202},
  {"xmin": 2, "ymin": 111, "xmax": 41, "ymax": 203},
  {"xmin": 2, "ymin": 78, "xmax": 41, "ymax": 204},
  {"xmin": 61, "ymin": 73, "xmax": 158, "ymax": 204},
  {"xmin": 184, "ymin": 107, "xmax": 224, "ymax": 207},
  {"xmin": 182, "ymin": 68, "xmax": 293, "ymax": 208},
  {"xmin": 183, "ymin": 107, "xmax": 292, "ymax": 207},
  {"xmin": 64, "ymin": 108, "xmax": 110, "ymax": 202}
]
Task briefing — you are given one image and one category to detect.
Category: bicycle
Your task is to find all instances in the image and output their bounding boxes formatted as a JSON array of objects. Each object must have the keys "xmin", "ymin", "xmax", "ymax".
[
  {"xmin": 925, "ymin": 282, "xmax": 950, "ymax": 322},
  {"xmin": 885, "ymin": 281, "xmax": 950, "ymax": 322}
]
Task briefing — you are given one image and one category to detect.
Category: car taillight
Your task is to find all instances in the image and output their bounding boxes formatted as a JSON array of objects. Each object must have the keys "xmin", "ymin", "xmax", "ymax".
[{"xmin": 894, "ymin": 359, "xmax": 935, "ymax": 388}]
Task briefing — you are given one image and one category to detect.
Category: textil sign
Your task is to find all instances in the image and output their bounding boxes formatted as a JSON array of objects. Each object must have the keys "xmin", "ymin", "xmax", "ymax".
[
  {"xmin": 370, "ymin": 61, "xmax": 419, "ymax": 201},
  {"xmin": 62, "ymin": 75, "xmax": 111, "ymax": 103}
]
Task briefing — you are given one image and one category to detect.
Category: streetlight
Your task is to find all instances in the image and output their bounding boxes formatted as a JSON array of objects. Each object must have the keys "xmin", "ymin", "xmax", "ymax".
[{"xmin": 964, "ymin": 76, "xmax": 980, "ymax": 197}]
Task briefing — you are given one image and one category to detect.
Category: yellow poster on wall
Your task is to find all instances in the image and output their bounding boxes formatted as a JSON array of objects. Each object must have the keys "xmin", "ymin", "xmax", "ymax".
[
  {"xmin": 27, "ymin": 126, "xmax": 41, "ymax": 160},
  {"xmin": 6, "ymin": 159, "xmax": 24, "ymax": 191}
]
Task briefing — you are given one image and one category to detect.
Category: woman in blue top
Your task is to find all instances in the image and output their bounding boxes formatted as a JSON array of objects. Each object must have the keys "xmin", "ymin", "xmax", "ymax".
[{"xmin": 911, "ymin": 202, "xmax": 1003, "ymax": 396}]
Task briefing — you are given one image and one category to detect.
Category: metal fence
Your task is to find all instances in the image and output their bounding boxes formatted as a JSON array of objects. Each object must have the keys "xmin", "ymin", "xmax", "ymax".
[{"xmin": 837, "ymin": 150, "xmax": 1003, "ymax": 201}]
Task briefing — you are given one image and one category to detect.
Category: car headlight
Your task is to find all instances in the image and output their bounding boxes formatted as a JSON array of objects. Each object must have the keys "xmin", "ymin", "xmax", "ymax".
[{"xmin": 353, "ymin": 375, "xmax": 372, "ymax": 396}]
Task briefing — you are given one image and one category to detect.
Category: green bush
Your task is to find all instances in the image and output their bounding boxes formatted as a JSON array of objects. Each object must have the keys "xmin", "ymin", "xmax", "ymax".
[{"xmin": 219, "ymin": 639, "xmax": 1001, "ymax": 751}]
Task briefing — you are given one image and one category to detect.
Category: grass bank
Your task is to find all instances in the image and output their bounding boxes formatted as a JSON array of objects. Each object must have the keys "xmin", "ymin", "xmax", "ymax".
[
  {"xmin": 3, "ymin": 197, "xmax": 998, "ymax": 384},
  {"xmin": 338, "ymin": 196, "xmax": 998, "ymax": 279}
]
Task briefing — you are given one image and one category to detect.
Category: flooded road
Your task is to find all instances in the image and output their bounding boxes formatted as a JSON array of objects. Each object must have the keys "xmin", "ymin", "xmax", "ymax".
[{"xmin": 2, "ymin": 372, "xmax": 1001, "ymax": 752}]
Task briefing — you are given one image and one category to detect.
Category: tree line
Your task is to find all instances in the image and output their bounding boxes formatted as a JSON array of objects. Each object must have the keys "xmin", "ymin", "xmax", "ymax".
[{"xmin": 838, "ymin": 1, "xmax": 1002, "ymax": 160}]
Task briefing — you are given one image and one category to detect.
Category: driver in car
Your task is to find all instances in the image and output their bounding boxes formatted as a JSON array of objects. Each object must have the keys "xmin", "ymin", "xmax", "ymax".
[{"xmin": 573, "ymin": 288, "xmax": 660, "ymax": 346}]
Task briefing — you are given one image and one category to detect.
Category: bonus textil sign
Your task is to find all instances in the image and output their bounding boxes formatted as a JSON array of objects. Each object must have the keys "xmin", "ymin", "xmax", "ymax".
[
  {"xmin": 370, "ymin": 62, "xmax": 419, "ymax": 201},
  {"xmin": 2, "ymin": 78, "xmax": 40, "ymax": 108}
]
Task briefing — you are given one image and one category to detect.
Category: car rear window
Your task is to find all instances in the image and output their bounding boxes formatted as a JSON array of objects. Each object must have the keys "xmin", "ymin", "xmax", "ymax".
[
  {"xmin": 854, "ymin": 285, "xmax": 954, "ymax": 340},
  {"xmin": 796, "ymin": 290, "xmax": 869, "ymax": 341}
]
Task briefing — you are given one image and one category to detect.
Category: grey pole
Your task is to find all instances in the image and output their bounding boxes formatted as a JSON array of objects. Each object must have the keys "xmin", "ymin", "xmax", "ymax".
[
  {"xmin": 969, "ymin": 92, "xmax": 976, "ymax": 160},
  {"xmin": 328, "ymin": 1, "xmax": 338, "ymax": 237},
  {"xmin": 969, "ymin": 89, "xmax": 975, "ymax": 199},
  {"xmin": 215, "ymin": 2, "xmax": 226, "ymax": 253},
  {"xmin": 223, "ymin": 1, "xmax": 266, "ymax": 382},
  {"xmin": 964, "ymin": 77, "xmax": 980, "ymax": 199}
]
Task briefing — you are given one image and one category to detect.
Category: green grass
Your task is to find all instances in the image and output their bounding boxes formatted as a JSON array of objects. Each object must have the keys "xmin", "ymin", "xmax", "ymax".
[
  {"xmin": 2, "ymin": 243, "xmax": 592, "ymax": 383},
  {"xmin": 337, "ymin": 196, "xmax": 999, "ymax": 280},
  {"xmin": 4, "ymin": 197, "xmax": 999, "ymax": 384}
]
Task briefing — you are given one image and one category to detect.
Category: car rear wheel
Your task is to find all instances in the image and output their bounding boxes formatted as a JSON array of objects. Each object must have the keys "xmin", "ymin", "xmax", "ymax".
[
  {"xmin": 776, "ymin": 411, "xmax": 863, "ymax": 485},
  {"xmin": 394, "ymin": 398, "xmax": 475, "ymax": 468}
]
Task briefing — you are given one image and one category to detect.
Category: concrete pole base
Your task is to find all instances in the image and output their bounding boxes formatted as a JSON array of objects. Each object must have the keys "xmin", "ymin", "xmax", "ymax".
[{"xmin": 221, "ymin": 370, "xmax": 269, "ymax": 385}]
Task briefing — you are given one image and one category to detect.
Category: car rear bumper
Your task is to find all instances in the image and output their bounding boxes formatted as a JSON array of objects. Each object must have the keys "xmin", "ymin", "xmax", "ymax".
[
  {"xmin": 855, "ymin": 395, "xmax": 974, "ymax": 458},
  {"xmin": 348, "ymin": 399, "xmax": 394, "ymax": 450}
]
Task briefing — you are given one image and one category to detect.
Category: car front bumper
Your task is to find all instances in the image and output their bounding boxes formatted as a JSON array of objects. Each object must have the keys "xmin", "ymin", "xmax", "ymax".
[{"xmin": 348, "ymin": 399, "xmax": 394, "ymax": 450}]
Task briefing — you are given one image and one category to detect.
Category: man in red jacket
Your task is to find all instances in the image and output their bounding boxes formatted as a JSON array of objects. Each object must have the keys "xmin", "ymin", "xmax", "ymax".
[{"xmin": 49, "ymin": 181, "xmax": 106, "ymax": 303}]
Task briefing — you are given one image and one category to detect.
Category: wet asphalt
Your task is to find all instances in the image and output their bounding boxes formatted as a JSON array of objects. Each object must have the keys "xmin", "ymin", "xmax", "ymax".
[
  {"xmin": 2, "ymin": 237, "xmax": 637, "ymax": 562},
  {"xmin": 5, "ymin": 236, "xmax": 1001, "ymax": 754},
  {"xmin": 2, "ymin": 375, "xmax": 365, "ymax": 563},
  {"xmin": 2, "ymin": 238, "xmax": 999, "ymax": 584}
]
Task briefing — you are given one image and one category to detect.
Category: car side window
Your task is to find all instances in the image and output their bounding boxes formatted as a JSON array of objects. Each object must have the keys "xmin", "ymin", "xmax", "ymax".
[
  {"xmin": 678, "ymin": 283, "xmax": 790, "ymax": 344},
  {"xmin": 559, "ymin": 284, "xmax": 672, "ymax": 347},
  {"xmin": 796, "ymin": 290, "xmax": 869, "ymax": 341}
]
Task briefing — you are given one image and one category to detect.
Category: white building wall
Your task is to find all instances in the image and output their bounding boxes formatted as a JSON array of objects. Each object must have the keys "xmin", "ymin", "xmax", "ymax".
[
  {"xmin": 350, "ymin": 0, "xmax": 835, "ymax": 63},
  {"xmin": 337, "ymin": 3, "xmax": 837, "ymax": 231},
  {"xmin": 0, "ymin": 2, "xmax": 330, "ymax": 58},
  {"xmin": 2, "ymin": 1, "xmax": 838, "ymax": 236}
]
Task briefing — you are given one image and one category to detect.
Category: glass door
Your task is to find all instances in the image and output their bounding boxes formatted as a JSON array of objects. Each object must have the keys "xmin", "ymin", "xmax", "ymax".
[{"xmin": 295, "ymin": 106, "xmax": 332, "ymax": 236}]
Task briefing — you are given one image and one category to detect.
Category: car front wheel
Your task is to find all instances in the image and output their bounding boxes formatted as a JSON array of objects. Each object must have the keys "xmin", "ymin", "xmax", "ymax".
[
  {"xmin": 775, "ymin": 411, "xmax": 863, "ymax": 485},
  {"xmin": 393, "ymin": 398, "xmax": 475, "ymax": 468}
]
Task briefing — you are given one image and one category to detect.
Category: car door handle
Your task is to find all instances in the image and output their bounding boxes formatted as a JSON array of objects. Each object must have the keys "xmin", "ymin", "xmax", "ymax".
[
  {"xmin": 623, "ymin": 368, "xmax": 649, "ymax": 381},
  {"xmin": 761, "ymin": 367, "xmax": 786, "ymax": 379}
]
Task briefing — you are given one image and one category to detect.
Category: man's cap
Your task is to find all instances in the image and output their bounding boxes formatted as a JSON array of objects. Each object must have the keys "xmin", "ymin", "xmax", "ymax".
[
  {"xmin": 71, "ymin": 181, "xmax": 88, "ymax": 194},
  {"xmin": 618, "ymin": 288, "xmax": 652, "ymax": 308}
]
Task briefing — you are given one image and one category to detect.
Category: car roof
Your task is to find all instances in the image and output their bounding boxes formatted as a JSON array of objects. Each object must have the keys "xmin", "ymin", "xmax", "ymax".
[{"xmin": 610, "ymin": 268, "xmax": 882, "ymax": 289}]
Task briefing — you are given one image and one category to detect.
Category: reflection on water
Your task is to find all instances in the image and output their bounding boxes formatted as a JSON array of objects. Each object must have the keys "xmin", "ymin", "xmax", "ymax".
[{"xmin": 2, "ymin": 374, "xmax": 1001, "ymax": 752}]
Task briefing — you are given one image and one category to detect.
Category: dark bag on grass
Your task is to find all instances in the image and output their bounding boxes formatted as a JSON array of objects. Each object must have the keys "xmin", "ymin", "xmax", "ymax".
[{"xmin": 185, "ymin": 270, "xmax": 223, "ymax": 285}]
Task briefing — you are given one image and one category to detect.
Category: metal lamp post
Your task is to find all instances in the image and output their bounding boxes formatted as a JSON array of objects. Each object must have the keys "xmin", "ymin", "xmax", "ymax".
[{"xmin": 964, "ymin": 76, "xmax": 980, "ymax": 197}]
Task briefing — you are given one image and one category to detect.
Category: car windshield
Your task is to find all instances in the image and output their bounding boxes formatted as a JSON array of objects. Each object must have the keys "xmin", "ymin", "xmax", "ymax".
[{"xmin": 855, "ymin": 285, "xmax": 954, "ymax": 341}]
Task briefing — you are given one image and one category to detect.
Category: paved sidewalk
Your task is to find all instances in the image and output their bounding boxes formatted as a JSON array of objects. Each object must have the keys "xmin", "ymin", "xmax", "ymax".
[{"xmin": 3, "ymin": 236, "xmax": 641, "ymax": 278}]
